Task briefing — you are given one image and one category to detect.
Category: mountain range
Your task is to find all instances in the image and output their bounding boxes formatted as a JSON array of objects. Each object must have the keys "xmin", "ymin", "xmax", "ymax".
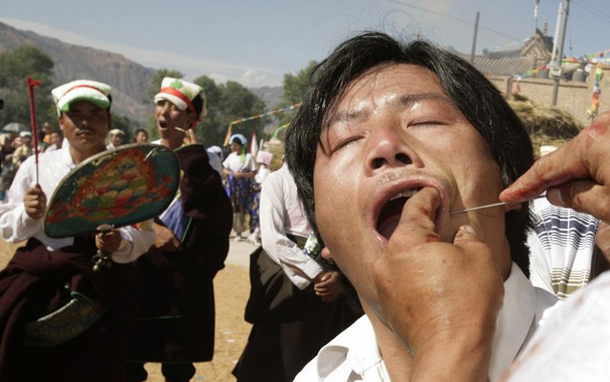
[{"xmin": 0, "ymin": 21, "xmax": 283, "ymax": 126}]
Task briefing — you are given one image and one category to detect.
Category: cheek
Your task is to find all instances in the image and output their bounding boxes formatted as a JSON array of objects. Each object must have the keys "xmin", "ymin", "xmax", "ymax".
[{"xmin": 313, "ymin": 156, "xmax": 361, "ymax": 252}]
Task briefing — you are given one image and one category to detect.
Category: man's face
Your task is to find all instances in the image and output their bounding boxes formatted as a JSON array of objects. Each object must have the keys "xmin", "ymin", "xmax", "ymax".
[
  {"xmin": 59, "ymin": 100, "xmax": 110, "ymax": 155},
  {"xmin": 135, "ymin": 131, "xmax": 148, "ymax": 143},
  {"xmin": 154, "ymin": 99, "xmax": 193, "ymax": 142},
  {"xmin": 313, "ymin": 64, "xmax": 510, "ymax": 309},
  {"xmin": 110, "ymin": 133, "xmax": 123, "ymax": 146},
  {"xmin": 50, "ymin": 132, "xmax": 62, "ymax": 147}
]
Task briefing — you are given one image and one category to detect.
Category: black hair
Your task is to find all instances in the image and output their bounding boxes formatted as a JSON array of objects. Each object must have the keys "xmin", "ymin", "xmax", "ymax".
[
  {"xmin": 191, "ymin": 94, "xmax": 204, "ymax": 118},
  {"xmin": 285, "ymin": 31, "xmax": 534, "ymax": 276}
]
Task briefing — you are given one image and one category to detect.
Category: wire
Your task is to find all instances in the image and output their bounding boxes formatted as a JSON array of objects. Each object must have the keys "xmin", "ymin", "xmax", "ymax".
[
  {"xmin": 574, "ymin": 0, "xmax": 610, "ymax": 24},
  {"xmin": 386, "ymin": 0, "xmax": 522, "ymax": 42}
]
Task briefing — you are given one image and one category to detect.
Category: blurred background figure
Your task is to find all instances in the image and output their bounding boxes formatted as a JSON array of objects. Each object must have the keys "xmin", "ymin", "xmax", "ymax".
[
  {"xmin": 223, "ymin": 134, "xmax": 255, "ymax": 241},
  {"xmin": 206, "ymin": 145, "xmax": 224, "ymax": 178},
  {"xmin": 247, "ymin": 150, "xmax": 273, "ymax": 246},
  {"xmin": 11, "ymin": 131, "xmax": 33, "ymax": 172},
  {"xmin": 133, "ymin": 128, "xmax": 149, "ymax": 144},
  {"xmin": 45, "ymin": 130, "xmax": 63, "ymax": 152},
  {"xmin": 41, "ymin": 122, "xmax": 54, "ymax": 146},
  {"xmin": 0, "ymin": 134, "xmax": 15, "ymax": 201},
  {"xmin": 106, "ymin": 128, "xmax": 125, "ymax": 150}
]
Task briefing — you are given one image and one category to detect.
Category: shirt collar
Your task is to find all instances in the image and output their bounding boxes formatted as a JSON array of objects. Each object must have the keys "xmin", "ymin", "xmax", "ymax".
[
  {"xmin": 314, "ymin": 262, "xmax": 556, "ymax": 382},
  {"xmin": 60, "ymin": 146, "xmax": 76, "ymax": 168}
]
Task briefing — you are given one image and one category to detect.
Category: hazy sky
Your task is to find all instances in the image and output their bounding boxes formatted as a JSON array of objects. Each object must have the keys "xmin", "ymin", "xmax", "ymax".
[{"xmin": 2, "ymin": 0, "xmax": 609, "ymax": 87}]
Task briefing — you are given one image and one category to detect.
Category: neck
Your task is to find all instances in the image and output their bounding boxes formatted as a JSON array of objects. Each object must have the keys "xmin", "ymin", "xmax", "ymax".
[
  {"xmin": 363, "ymin": 304, "xmax": 414, "ymax": 380},
  {"xmin": 69, "ymin": 145, "xmax": 104, "ymax": 165},
  {"xmin": 160, "ymin": 136, "xmax": 182, "ymax": 150}
]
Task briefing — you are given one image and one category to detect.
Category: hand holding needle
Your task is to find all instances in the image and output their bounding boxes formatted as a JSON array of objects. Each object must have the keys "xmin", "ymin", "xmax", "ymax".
[{"xmin": 450, "ymin": 194, "xmax": 547, "ymax": 215}]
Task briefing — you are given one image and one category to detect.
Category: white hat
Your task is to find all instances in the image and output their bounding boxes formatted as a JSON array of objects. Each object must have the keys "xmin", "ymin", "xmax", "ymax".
[
  {"xmin": 51, "ymin": 80, "xmax": 111, "ymax": 114},
  {"xmin": 229, "ymin": 134, "xmax": 247, "ymax": 146},
  {"xmin": 154, "ymin": 77, "xmax": 207, "ymax": 125},
  {"xmin": 109, "ymin": 129, "xmax": 125, "ymax": 136}
]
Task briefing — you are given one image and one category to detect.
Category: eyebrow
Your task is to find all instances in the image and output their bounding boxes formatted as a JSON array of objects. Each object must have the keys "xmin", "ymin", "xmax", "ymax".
[{"xmin": 324, "ymin": 92, "xmax": 451, "ymax": 129}]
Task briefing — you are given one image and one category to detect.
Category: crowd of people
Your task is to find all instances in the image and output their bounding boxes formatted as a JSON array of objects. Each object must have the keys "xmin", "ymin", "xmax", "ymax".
[{"xmin": 0, "ymin": 30, "xmax": 609, "ymax": 382}]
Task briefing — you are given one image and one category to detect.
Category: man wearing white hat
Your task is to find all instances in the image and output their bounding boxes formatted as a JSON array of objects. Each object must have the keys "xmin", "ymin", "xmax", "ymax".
[
  {"xmin": 107, "ymin": 128, "xmax": 125, "ymax": 150},
  {"xmin": 124, "ymin": 77, "xmax": 233, "ymax": 382},
  {"xmin": 0, "ymin": 79, "xmax": 156, "ymax": 382}
]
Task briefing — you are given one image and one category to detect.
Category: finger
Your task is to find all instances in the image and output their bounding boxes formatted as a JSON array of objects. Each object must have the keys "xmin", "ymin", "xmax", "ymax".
[
  {"xmin": 499, "ymin": 140, "xmax": 587, "ymax": 203},
  {"xmin": 501, "ymin": 119, "xmax": 610, "ymax": 203},
  {"xmin": 548, "ymin": 181, "xmax": 610, "ymax": 223},
  {"xmin": 389, "ymin": 187, "xmax": 441, "ymax": 249}
]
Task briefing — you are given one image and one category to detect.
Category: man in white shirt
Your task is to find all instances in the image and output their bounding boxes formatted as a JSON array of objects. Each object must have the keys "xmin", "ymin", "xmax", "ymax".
[
  {"xmin": 233, "ymin": 162, "xmax": 359, "ymax": 382},
  {"xmin": 285, "ymin": 32, "xmax": 557, "ymax": 382},
  {"xmin": 0, "ymin": 80, "xmax": 155, "ymax": 382}
]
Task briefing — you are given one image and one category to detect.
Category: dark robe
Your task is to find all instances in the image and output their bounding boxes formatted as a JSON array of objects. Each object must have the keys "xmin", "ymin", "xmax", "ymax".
[
  {"xmin": 125, "ymin": 144, "xmax": 233, "ymax": 363},
  {"xmin": 232, "ymin": 239, "xmax": 362, "ymax": 382},
  {"xmin": 0, "ymin": 237, "xmax": 138, "ymax": 382}
]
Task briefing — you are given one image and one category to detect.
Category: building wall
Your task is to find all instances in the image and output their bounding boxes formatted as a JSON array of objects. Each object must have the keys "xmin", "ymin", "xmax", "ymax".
[{"xmin": 486, "ymin": 64, "xmax": 610, "ymax": 126}]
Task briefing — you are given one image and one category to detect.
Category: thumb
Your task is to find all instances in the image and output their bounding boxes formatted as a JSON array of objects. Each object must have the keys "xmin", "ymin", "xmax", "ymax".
[{"xmin": 453, "ymin": 224, "xmax": 480, "ymax": 244}]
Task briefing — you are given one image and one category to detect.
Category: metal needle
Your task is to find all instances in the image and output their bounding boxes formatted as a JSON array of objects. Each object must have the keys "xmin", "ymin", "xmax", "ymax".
[{"xmin": 450, "ymin": 194, "xmax": 547, "ymax": 215}]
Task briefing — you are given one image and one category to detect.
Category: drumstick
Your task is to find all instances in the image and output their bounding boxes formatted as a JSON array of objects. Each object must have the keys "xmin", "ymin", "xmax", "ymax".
[{"xmin": 27, "ymin": 78, "xmax": 42, "ymax": 184}]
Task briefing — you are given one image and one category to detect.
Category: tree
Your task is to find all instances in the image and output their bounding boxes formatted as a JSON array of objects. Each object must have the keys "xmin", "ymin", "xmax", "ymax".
[
  {"xmin": 275, "ymin": 60, "xmax": 319, "ymax": 136},
  {"xmin": 282, "ymin": 60, "xmax": 318, "ymax": 105},
  {"xmin": 0, "ymin": 46, "xmax": 55, "ymax": 131},
  {"xmin": 193, "ymin": 75, "xmax": 221, "ymax": 145},
  {"xmin": 215, "ymin": 81, "xmax": 266, "ymax": 147}
]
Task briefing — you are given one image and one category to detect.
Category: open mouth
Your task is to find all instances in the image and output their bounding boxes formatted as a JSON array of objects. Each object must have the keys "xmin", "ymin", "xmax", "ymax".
[{"xmin": 376, "ymin": 188, "xmax": 420, "ymax": 240}]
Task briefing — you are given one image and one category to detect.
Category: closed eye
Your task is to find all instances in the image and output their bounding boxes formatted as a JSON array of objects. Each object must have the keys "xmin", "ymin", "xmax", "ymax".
[
  {"xmin": 331, "ymin": 135, "xmax": 364, "ymax": 153},
  {"xmin": 409, "ymin": 120, "xmax": 445, "ymax": 128}
]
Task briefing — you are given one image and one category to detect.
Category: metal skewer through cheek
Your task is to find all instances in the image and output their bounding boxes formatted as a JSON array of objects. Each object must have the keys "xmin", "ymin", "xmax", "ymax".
[{"xmin": 450, "ymin": 194, "xmax": 547, "ymax": 215}]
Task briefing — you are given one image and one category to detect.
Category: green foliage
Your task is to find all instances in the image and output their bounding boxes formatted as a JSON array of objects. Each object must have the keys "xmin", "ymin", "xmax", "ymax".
[
  {"xmin": 283, "ymin": 60, "xmax": 318, "ymax": 105},
  {"xmin": 0, "ymin": 46, "xmax": 56, "ymax": 130},
  {"xmin": 215, "ymin": 81, "xmax": 266, "ymax": 147},
  {"xmin": 277, "ymin": 60, "xmax": 318, "ymax": 127}
]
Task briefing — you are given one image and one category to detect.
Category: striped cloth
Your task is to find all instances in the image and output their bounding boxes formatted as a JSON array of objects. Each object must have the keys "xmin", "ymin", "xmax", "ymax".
[{"xmin": 528, "ymin": 198, "xmax": 600, "ymax": 299}]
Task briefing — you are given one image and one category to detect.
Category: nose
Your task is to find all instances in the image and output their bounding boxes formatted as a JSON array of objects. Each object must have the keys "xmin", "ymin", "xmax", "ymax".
[{"xmin": 364, "ymin": 124, "xmax": 420, "ymax": 175}]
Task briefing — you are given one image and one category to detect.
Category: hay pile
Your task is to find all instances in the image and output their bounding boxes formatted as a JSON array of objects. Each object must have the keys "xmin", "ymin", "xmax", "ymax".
[{"xmin": 507, "ymin": 93, "xmax": 583, "ymax": 153}]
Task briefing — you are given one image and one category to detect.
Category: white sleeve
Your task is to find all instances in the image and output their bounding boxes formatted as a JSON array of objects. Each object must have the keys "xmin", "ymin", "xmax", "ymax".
[
  {"xmin": 110, "ymin": 219, "xmax": 156, "ymax": 263},
  {"xmin": 0, "ymin": 158, "xmax": 43, "ymax": 243},
  {"xmin": 259, "ymin": 174, "xmax": 323, "ymax": 289}
]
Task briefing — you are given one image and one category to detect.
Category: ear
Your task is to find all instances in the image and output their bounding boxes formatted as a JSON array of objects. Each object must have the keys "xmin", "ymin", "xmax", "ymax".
[{"xmin": 58, "ymin": 114, "xmax": 65, "ymax": 132}]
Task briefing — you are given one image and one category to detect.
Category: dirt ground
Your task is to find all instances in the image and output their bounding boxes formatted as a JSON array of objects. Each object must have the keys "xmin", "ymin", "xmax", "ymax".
[{"xmin": 0, "ymin": 238, "xmax": 252, "ymax": 382}]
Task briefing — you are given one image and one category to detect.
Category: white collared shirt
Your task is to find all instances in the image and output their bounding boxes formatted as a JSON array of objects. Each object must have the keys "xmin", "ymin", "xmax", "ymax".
[
  {"xmin": 0, "ymin": 148, "xmax": 155, "ymax": 263},
  {"xmin": 260, "ymin": 164, "xmax": 323, "ymax": 289},
  {"xmin": 294, "ymin": 263, "xmax": 558, "ymax": 382}
]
